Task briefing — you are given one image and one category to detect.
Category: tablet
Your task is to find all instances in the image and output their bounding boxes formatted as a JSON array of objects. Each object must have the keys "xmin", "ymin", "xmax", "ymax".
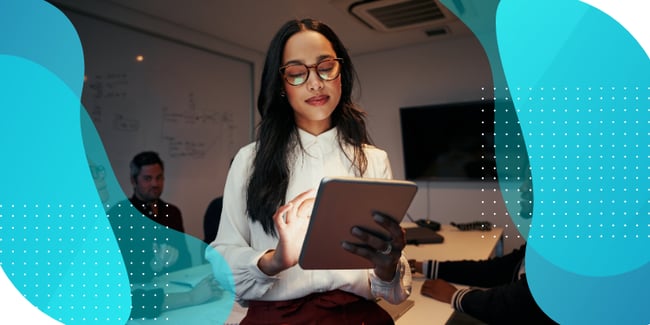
[{"xmin": 299, "ymin": 177, "xmax": 418, "ymax": 269}]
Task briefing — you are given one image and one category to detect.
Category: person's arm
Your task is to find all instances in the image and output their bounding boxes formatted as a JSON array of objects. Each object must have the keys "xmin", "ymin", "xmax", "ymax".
[
  {"xmin": 162, "ymin": 276, "xmax": 221, "ymax": 310},
  {"xmin": 413, "ymin": 244, "xmax": 527, "ymax": 287},
  {"xmin": 130, "ymin": 276, "xmax": 221, "ymax": 319},
  {"xmin": 451, "ymin": 276, "xmax": 557, "ymax": 325}
]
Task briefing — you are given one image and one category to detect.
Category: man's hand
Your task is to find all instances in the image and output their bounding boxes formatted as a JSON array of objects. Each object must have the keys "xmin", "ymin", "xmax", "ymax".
[
  {"xmin": 421, "ymin": 278, "xmax": 458, "ymax": 304},
  {"xmin": 151, "ymin": 243, "xmax": 179, "ymax": 272}
]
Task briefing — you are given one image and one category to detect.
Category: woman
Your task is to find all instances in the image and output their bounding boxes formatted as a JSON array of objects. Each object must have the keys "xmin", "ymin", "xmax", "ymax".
[{"xmin": 208, "ymin": 18, "xmax": 411, "ymax": 324}]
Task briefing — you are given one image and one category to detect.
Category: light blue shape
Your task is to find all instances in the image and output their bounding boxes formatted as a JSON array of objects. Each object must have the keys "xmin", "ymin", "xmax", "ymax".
[
  {"xmin": 496, "ymin": 0, "xmax": 649, "ymax": 323},
  {"xmin": 0, "ymin": 0, "xmax": 130, "ymax": 322},
  {"xmin": 497, "ymin": 0, "xmax": 648, "ymax": 276},
  {"xmin": 0, "ymin": 54, "xmax": 132, "ymax": 323}
]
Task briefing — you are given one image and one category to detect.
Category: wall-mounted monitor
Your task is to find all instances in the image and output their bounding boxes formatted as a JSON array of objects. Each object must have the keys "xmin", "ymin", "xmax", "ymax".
[{"xmin": 400, "ymin": 101, "xmax": 496, "ymax": 182}]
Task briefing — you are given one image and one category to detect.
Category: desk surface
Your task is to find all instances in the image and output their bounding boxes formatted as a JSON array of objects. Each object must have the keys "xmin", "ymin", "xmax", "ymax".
[
  {"xmin": 131, "ymin": 224, "xmax": 503, "ymax": 325},
  {"xmin": 396, "ymin": 224, "xmax": 503, "ymax": 325}
]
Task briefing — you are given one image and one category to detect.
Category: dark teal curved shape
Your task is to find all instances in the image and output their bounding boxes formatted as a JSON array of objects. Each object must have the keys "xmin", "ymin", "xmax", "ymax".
[
  {"xmin": 440, "ymin": 0, "xmax": 532, "ymax": 237},
  {"xmin": 81, "ymin": 105, "xmax": 236, "ymax": 323}
]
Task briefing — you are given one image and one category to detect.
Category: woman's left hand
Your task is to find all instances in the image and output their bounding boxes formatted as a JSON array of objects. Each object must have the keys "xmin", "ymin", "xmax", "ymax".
[{"xmin": 342, "ymin": 212, "xmax": 406, "ymax": 281}]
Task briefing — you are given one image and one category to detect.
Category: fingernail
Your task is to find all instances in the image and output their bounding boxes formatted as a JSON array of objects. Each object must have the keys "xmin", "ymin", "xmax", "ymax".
[{"xmin": 351, "ymin": 227, "xmax": 362, "ymax": 236}]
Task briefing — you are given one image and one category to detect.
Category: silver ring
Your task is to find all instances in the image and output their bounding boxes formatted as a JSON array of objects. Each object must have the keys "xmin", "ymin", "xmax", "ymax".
[{"xmin": 378, "ymin": 242, "xmax": 392, "ymax": 255}]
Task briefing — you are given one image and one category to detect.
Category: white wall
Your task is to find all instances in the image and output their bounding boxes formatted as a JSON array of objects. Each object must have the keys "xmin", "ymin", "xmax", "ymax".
[{"xmin": 353, "ymin": 37, "xmax": 526, "ymax": 254}]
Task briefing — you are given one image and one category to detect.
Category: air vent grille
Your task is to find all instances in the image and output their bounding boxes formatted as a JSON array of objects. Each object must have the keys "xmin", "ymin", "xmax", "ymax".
[
  {"xmin": 366, "ymin": 0, "xmax": 445, "ymax": 29},
  {"xmin": 347, "ymin": 0, "xmax": 459, "ymax": 32}
]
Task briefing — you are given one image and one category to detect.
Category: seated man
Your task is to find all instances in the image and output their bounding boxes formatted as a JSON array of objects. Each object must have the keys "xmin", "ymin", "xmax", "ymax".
[
  {"xmin": 111, "ymin": 151, "xmax": 191, "ymax": 273},
  {"xmin": 107, "ymin": 151, "xmax": 199, "ymax": 318}
]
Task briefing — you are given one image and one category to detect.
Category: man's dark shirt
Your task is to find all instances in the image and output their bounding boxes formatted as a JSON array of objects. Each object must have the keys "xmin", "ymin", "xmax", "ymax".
[
  {"xmin": 107, "ymin": 196, "xmax": 192, "ymax": 284},
  {"xmin": 128, "ymin": 195, "xmax": 186, "ymax": 233}
]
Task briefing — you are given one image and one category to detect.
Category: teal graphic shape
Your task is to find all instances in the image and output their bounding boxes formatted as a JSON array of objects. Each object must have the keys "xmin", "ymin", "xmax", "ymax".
[
  {"xmin": 1, "ymin": 0, "xmax": 235, "ymax": 323},
  {"xmin": 441, "ymin": 0, "xmax": 532, "ymax": 236},
  {"xmin": 495, "ymin": 0, "xmax": 649, "ymax": 324},
  {"xmin": 0, "ymin": 53, "xmax": 132, "ymax": 322},
  {"xmin": 0, "ymin": 0, "xmax": 84, "ymax": 98},
  {"xmin": 1, "ymin": 1, "xmax": 130, "ymax": 323},
  {"xmin": 442, "ymin": 0, "xmax": 650, "ymax": 324}
]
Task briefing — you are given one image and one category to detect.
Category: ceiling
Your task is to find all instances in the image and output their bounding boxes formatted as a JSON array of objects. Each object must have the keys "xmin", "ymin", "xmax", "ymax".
[{"xmin": 78, "ymin": 0, "xmax": 475, "ymax": 56}]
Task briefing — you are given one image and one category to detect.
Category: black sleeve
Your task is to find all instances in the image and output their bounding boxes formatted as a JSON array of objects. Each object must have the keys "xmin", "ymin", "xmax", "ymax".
[
  {"xmin": 107, "ymin": 202, "xmax": 192, "ymax": 281},
  {"xmin": 130, "ymin": 288, "xmax": 165, "ymax": 319},
  {"xmin": 458, "ymin": 275, "xmax": 558, "ymax": 325},
  {"xmin": 437, "ymin": 244, "xmax": 527, "ymax": 287}
]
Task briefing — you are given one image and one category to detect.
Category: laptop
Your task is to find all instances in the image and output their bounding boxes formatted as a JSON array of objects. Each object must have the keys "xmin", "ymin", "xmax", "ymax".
[{"xmin": 405, "ymin": 227, "xmax": 444, "ymax": 245}]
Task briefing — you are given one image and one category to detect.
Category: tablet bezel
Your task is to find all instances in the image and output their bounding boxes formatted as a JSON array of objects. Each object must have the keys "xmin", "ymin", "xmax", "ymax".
[{"xmin": 298, "ymin": 177, "xmax": 418, "ymax": 269}]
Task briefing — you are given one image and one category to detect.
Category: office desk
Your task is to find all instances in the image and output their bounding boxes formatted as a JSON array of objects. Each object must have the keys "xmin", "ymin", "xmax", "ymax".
[
  {"xmin": 396, "ymin": 224, "xmax": 503, "ymax": 324},
  {"xmin": 129, "ymin": 225, "xmax": 503, "ymax": 324},
  {"xmin": 126, "ymin": 262, "xmax": 239, "ymax": 325}
]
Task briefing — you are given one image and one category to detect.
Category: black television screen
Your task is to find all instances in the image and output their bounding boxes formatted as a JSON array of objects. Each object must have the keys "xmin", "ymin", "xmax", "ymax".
[{"xmin": 400, "ymin": 101, "xmax": 496, "ymax": 181}]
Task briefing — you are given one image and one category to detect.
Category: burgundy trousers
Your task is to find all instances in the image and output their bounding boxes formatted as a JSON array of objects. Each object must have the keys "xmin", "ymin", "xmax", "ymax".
[{"xmin": 239, "ymin": 290, "xmax": 394, "ymax": 325}]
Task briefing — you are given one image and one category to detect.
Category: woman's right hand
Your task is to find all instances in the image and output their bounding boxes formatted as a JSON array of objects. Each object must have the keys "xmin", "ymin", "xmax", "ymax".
[{"xmin": 258, "ymin": 189, "xmax": 316, "ymax": 275}]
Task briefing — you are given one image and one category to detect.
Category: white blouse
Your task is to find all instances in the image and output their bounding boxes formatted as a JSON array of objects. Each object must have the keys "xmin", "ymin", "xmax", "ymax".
[{"xmin": 208, "ymin": 127, "xmax": 411, "ymax": 304}]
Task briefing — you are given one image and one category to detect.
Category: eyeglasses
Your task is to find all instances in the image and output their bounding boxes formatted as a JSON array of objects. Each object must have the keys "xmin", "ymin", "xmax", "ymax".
[{"xmin": 279, "ymin": 58, "xmax": 343, "ymax": 86}]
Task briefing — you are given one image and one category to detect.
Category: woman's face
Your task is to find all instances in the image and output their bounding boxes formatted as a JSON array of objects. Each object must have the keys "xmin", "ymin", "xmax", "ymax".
[{"xmin": 282, "ymin": 30, "xmax": 342, "ymax": 135}]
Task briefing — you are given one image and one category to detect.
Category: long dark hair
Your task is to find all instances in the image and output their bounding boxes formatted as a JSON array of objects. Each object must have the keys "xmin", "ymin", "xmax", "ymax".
[{"xmin": 247, "ymin": 18, "xmax": 372, "ymax": 236}]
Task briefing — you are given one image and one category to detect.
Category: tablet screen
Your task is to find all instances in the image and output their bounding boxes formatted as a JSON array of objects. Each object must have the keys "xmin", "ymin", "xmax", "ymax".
[{"xmin": 299, "ymin": 177, "xmax": 417, "ymax": 269}]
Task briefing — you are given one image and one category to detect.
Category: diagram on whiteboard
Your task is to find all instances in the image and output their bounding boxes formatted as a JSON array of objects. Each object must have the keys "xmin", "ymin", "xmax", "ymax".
[{"xmin": 161, "ymin": 92, "xmax": 236, "ymax": 159}]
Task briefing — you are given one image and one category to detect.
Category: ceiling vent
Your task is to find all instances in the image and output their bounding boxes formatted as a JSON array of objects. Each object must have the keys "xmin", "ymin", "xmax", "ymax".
[{"xmin": 344, "ymin": 0, "xmax": 460, "ymax": 32}]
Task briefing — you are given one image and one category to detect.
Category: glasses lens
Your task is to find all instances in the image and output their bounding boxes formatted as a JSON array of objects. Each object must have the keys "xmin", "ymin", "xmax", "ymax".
[
  {"xmin": 317, "ymin": 59, "xmax": 341, "ymax": 81},
  {"xmin": 283, "ymin": 65, "xmax": 308, "ymax": 86}
]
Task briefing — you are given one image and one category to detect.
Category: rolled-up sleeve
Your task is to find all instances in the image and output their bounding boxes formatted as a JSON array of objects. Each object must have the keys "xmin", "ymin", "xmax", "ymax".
[{"xmin": 369, "ymin": 255, "xmax": 412, "ymax": 304}]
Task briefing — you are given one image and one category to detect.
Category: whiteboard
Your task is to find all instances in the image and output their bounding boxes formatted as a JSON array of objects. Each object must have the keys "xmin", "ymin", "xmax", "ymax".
[{"xmin": 65, "ymin": 9, "xmax": 254, "ymax": 244}]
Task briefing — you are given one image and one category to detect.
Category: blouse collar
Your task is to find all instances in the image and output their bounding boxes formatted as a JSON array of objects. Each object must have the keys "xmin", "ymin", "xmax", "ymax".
[{"xmin": 297, "ymin": 127, "xmax": 339, "ymax": 156}]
